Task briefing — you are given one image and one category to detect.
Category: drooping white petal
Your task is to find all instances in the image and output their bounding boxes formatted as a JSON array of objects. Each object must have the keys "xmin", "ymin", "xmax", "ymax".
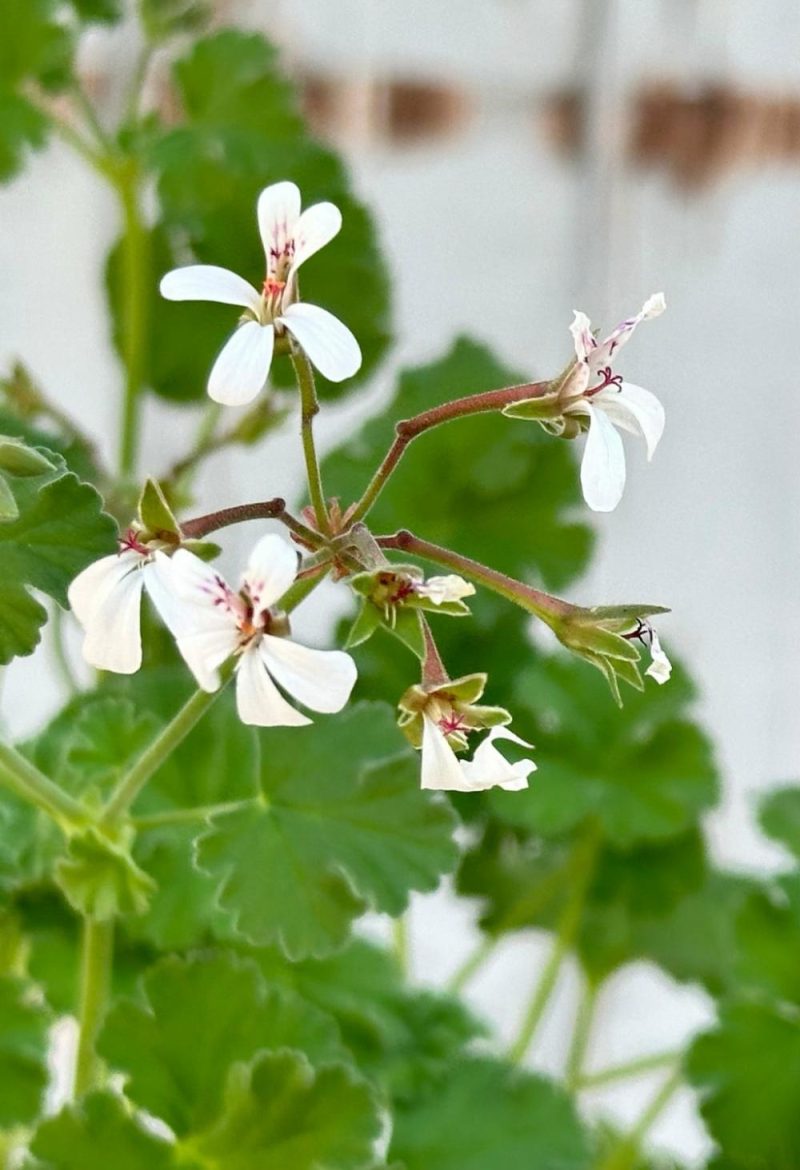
[
  {"xmin": 415, "ymin": 575, "xmax": 476, "ymax": 605},
  {"xmin": 242, "ymin": 534, "xmax": 299, "ymax": 613},
  {"xmin": 260, "ymin": 636, "xmax": 357, "ymax": 713},
  {"xmin": 235, "ymin": 644, "xmax": 311, "ymax": 727},
  {"xmin": 578, "ymin": 402, "xmax": 627, "ymax": 513},
  {"xmin": 420, "ymin": 715, "xmax": 471, "ymax": 791},
  {"xmin": 460, "ymin": 727, "xmax": 536, "ymax": 792},
  {"xmin": 258, "ymin": 181, "xmax": 302, "ymax": 274},
  {"xmin": 288, "ymin": 201, "xmax": 342, "ymax": 279},
  {"xmin": 645, "ymin": 630, "xmax": 672, "ymax": 685},
  {"xmin": 594, "ymin": 382, "xmax": 665, "ymax": 460},
  {"xmin": 208, "ymin": 321, "xmax": 274, "ymax": 406},
  {"xmin": 280, "ymin": 302, "xmax": 362, "ymax": 383},
  {"xmin": 175, "ymin": 626, "xmax": 240, "ymax": 692},
  {"xmin": 68, "ymin": 552, "xmax": 146, "ymax": 674},
  {"xmin": 159, "ymin": 265, "xmax": 262, "ymax": 315},
  {"xmin": 569, "ymin": 311, "xmax": 596, "ymax": 363}
]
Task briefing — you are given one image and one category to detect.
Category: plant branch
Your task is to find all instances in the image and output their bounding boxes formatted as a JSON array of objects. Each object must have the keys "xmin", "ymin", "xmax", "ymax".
[
  {"xmin": 349, "ymin": 380, "xmax": 550, "ymax": 522},
  {"xmin": 576, "ymin": 1048, "xmax": 684, "ymax": 1090},
  {"xmin": 72, "ymin": 917, "xmax": 114, "ymax": 1098},
  {"xmin": 116, "ymin": 165, "xmax": 150, "ymax": 478},
  {"xmin": 565, "ymin": 980, "xmax": 599, "ymax": 1090},
  {"xmin": 377, "ymin": 530, "xmax": 573, "ymax": 624},
  {"xmin": 448, "ymin": 935, "xmax": 498, "ymax": 994},
  {"xmin": 595, "ymin": 1067, "xmax": 683, "ymax": 1170},
  {"xmin": 134, "ymin": 797, "xmax": 259, "ymax": 830},
  {"xmin": 180, "ymin": 498, "xmax": 321, "ymax": 547},
  {"xmin": 0, "ymin": 743, "xmax": 86, "ymax": 827},
  {"xmin": 291, "ymin": 349, "xmax": 330, "ymax": 534}
]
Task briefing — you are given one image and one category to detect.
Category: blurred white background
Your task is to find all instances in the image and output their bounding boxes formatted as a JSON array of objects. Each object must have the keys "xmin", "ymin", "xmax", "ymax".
[{"xmin": 2, "ymin": 1, "xmax": 800, "ymax": 1162}]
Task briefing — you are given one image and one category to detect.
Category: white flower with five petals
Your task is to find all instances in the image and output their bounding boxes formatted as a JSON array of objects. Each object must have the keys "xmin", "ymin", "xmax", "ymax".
[
  {"xmin": 149, "ymin": 534, "xmax": 357, "ymax": 727},
  {"xmin": 566, "ymin": 293, "xmax": 666, "ymax": 512},
  {"xmin": 421, "ymin": 719, "xmax": 536, "ymax": 793},
  {"xmin": 160, "ymin": 181, "xmax": 362, "ymax": 405},
  {"xmin": 68, "ymin": 532, "xmax": 159, "ymax": 674}
]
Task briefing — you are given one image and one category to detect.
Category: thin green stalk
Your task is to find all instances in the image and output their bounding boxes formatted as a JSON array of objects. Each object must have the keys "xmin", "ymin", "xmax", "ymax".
[
  {"xmin": 577, "ymin": 1048, "xmax": 684, "ymax": 1090},
  {"xmin": 116, "ymin": 167, "xmax": 150, "ymax": 478},
  {"xmin": 565, "ymin": 980, "xmax": 599, "ymax": 1090},
  {"xmin": 100, "ymin": 683, "xmax": 229, "ymax": 826},
  {"xmin": 73, "ymin": 917, "xmax": 114, "ymax": 1098},
  {"xmin": 448, "ymin": 935, "xmax": 498, "ymax": 994},
  {"xmin": 278, "ymin": 564, "xmax": 332, "ymax": 612},
  {"xmin": 393, "ymin": 915, "xmax": 410, "ymax": 974},
  {"xmin": 507, "ymin": 827, "xmax": 599, "ymax": 1064},
  {"xmin": 595, "ymin": 1067, "xmax": 683, "ymax": 1170},
  {"xmin": 0, "ymin": 744, "xmax": 85, "ymax": 827},
  {"xmin": 134, "ymin": 797, "xmax": 258, "ymax": 830},
  {"xmin": 291, "ymin": 350, "xmax": 330, "ymax": 534}
]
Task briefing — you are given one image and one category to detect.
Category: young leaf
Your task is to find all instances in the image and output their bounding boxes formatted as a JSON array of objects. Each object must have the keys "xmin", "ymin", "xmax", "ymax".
[
  {"xmin": 0, "ymin": 975, "xmax": 50, "ymax": 1126},
  {"xmin": 0, "ymin": 449, "xmax": 116, "ymax": 663},
  {"xmin": 389, "ymin": 1058, "xmax": 591, "ymax": 1170},
  {"xmin": 196, "ymin": 702, "xmax": 459, "ymax": 957},
  {"xmin": 30, "ymin": 1091, "xmax": 181, "ymax": 1170},
  {"xmin": 99, "ymin": 952, "xmax": 345, "ymax": 1137},
  {"xmin": 760, "ymin": 786, "xmax": 800, "ymax": 859}
]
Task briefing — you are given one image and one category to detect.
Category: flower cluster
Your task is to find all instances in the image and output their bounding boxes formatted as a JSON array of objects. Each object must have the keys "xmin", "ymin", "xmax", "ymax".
[{"xmin": 68, "ymin": 180, "xmax": 672, "ymax": 791}]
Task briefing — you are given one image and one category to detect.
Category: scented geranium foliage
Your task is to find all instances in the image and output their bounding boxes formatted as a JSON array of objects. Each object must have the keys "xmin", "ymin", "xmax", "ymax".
[{"xmin": 0, "ymin": 7, "xmax": 789, "ymax": 1170}]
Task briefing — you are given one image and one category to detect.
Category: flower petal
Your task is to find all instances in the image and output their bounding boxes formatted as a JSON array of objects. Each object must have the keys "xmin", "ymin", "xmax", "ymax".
[
  {"xmin": 595, "ymin": 382, "xmax": 665, "ymax": 460},
  {"xmin": 242, "ymin": 534, "xmax": 299, "ymax": 613},
  {"xmin": 176, "ymin": 626, "xmax": 239, "ymax": 692},
  {"xmin": 68, "ymin": 553, "xmax": 146, "ymax": 674},
  {"xmin": 420, "ymin": 716, "xmax": 471, "ymax": 791},
  {"xmin": 579, "ymin": 402, "xmax": 627, "ymax": 512},
  {"xmin": 645, "ymin": 630, "xmax": 672, "ymax": 685},
  {"xmin": 159, "ymin": 265, "xmax": 262, "ymax": 315},
  {"xmin": 235, "ymin": 645, "xmax": 311, "ymax": 727},
  {"xmin": 460, "ymin": 727, "xmax": 536, "ymax": 792},
  {"xmin": 288, "ymin": 201, "xmax": 342, "ymax": 280},
  {"xmin": 280, "ymin": 303, "xmax": 361, "ymax": 383},
  {"xmin": 570, "ymin": 311, "xmax": 596, "ymax": 363},
  {"xmin": 208, "ymin": 321, "xmax": 274, "ymax": 406},
  {"xmin": 415, "ymin": 575, "xmax": 475, "ymax": 605},
  {"xmin": 150, "ymin": 550, "xmax": 243, "ymax": 626},
  {"xmin": 258, "ymin": 181, "xmax": 302, "ymax": 274},
  {"xmin": 594, "ymin": 292, "xmax": 667, "ymax": 367},
  {"xmin": 259, "ymin": 636, "xmax": 357, "ymax": 713}
]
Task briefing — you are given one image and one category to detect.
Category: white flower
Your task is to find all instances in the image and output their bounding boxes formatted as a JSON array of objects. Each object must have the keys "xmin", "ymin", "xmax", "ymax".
[
  {"xmin": 645, "ymin": 627, "xmax": 672, "ymax": 685},
  {"xmin": 566, "ymin": 293, "xmax": 666, "ymax": 512},
  {"xmin": 67, "ymin": 532, "xmax": 158, "ymax": 674},
  {"xmin": 420, "ymin": 717, "xmax": 536, "ymax": 793},
  {"xmin": 149, "ymin": 533, "xmax": 357, "ymax": 727},
  {"xmin": 414, "ymin": 575, "xmax": 476, "ymax": 605},
  {"xmin": 159, "ymin": 180, "xmax": 362, "ymax": 406}
]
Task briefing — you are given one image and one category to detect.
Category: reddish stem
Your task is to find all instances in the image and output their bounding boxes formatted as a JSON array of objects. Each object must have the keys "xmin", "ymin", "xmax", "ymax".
[{"xmin": 180, "ymin": 498, "xmax": 321, "ymax": 546}]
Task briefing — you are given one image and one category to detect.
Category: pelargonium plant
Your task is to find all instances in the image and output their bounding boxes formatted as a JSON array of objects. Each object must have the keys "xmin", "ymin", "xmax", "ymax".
[{"xmin": 0, "ymin": 5, "xmax": 796, "ymax": 1170}]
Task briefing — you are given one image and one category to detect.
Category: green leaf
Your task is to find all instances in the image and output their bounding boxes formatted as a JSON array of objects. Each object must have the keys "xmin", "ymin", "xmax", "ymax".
[
  {"xmin": 390, "ymin": 1058, "xmax": 591, "ymax": 1170},
  {"xmin": 688, "ymin": 1000, "xmax": 800, "ymax": 1170},
  {"xmin": 0, "ymin": 450, "xmax": 116, "ymax": 663},
  {"xmin": 0, "ymin": 976, "xmax": 50, "ymax": 1126},
  {"xmin": 0, "ymin": 473, "xmax": 18, "ymax": 520},
  {"xmin": 489, "ymin": 655, "xmax": 718, "ymax": 846},
  {"xmin": 30, "ymin": 1091, "xmax": 181, "ymax": 1170},
  {"xmin": 324, "ymin": 338, "xmax": 592, "ymax": 592},
  {"xmin": 760, "ymin": 786, "xmax": 800, "ymax": 859},
  {"xmin": 138, "ymin": 0, "xmax": 209, "ymax": 41},
  {"xmin": 252, "ymin": 938, "xmax": 482, "ymax": 1100},
  {"xmin": 185, "ymin": 1050, "xmax": 381, "ymax": 1170},
  {"xmin": 732, "ymin": 875, "xmax": 800, "ymax": 1005},
  {"xmin": 196, "ymin": 702, "xmax": 458, "ymax": 957},
  {"xmin": 0, "ymin": 0, "xmax": 72, "ymax": 92},
  {"xmin": 55, "ymin": 827, "xmax": 156, "ymax": 920},
  {"xmin": 99, "ymin": 951, "xmax": 345, "ymax": 1137},
  {"xmin": 0, "ymin": 90, "xmax": 50, "ymax": 183},
  {"xmin": 116, "ymin": 30, "xmax": 391, "ymax": 403}
]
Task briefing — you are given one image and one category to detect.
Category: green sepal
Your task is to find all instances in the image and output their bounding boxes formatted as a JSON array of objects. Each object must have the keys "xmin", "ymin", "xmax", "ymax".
[
  {"xmin": 344, "ymin": 601, "xmax": 382, "ymax": 650},
  {"xmin": 55, "ymin": 827, "xmax": 156, "ymax": 921},
  {"xmin": 0, "ymin": 436, "xmax": 54, "ymax": 476},
  {"xmin": 181, "ymin": 539, "xmax": 222, "ymax": 562},
  {"xmin": 501, "ymin": 390, "xmax": 563, "ymax": 421},
  {"xmin": 0, "ymin": 475, "xmax": 18, "ymax": 521},
  {"xmin": 138, "ymin": 478, "xmax": 181, "ymax": 541},
  {"xmin": 387, "ymin": 607, "xmax": 426, "ymax": 659}
]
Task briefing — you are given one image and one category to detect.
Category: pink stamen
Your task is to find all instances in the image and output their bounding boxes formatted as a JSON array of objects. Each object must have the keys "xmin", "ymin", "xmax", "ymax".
[
  {"xmin": 119, "ymin": 529, "xmax": 149, "ymax": 556},
  {"xmin": 623, "ymin": 619, "xmax": 653, "ymax": 647},
  {"xmin": 586, "ymin": 366, "xmax": 624, "ymax": 397},
  {"xmin": 438, "ymin": 712, "xmax": 468, "ymax": 736}
]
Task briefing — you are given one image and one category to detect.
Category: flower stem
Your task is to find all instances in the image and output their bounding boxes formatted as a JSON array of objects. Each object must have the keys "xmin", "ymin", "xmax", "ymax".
[
  {"xmin": 576, "ymin": 1048, "xmax": 684, "ymax": 1090},
  {"xmin": 565, "ymin": 979, "xmax": 599, "ymax": 1090},
  {"xmin": 0, "ymin": 742, "xmax": 86, "ymax": 827},
  {"xmin": 291, "ymin": 350, "xmax": 330, "ymax": 534},
  {"xmin": 100, "ymin": 682, "xmax": 229, "ymax": 826},
  {"xmin": 349, "ymin": 381, "xmax": 550, "ymax": 523},
  {"xmin": 115, "ymin": 165, "xmax": 150, "ymax": 479},
  {"xmin": 133, "ymin": 797, "xmax": 258, "ymax": 830},
  {"xmin": 594, "ymin": 1067, "xmax": 683, "ymax": 1170},
  {"xmin": 393, "ymin": 914, "xmax": 410, "ymax": 974},
  {"xmin": 507, "ymin": 827, "xmax": 599, "ymax": 1065},
  {"xmin": 181, "ymin": 498, "xmax": 321, "ymax": 547},
  {"xmin": 448, "ymin": 935, "xmax": 498, "ymax": 994},
  {"xmin": 73, "ymin": 917, "xmax": 114, "ymax": 1099},
  {"xmin": 377, "ymin": 530, "xmax": 573, "ymax": 624}
]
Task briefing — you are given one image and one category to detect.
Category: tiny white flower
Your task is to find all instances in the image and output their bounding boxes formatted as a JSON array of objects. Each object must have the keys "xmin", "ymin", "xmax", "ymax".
[
  {"xmin": 160, "ymin": 180, "xmax": 362, "ymax": 406},
  {"xmin": 645, "ymin": 627, "xmax": 672, "ymax": 685},
  {"xmin": 420, "ymin": 715, "xmax": 536, "ymax": 793},
  {"xmin": 149, "ymin": 533, "xmax": 357, "ymax": 728},
  {"xmin": 67, "ymin": 531, "xmax": 159, "ymax": 674},
  {"xmin": 414, "ymin": 575, "xmax": 476, "ymax": 606},
  {"xmin": 566, "ymin": 293, "xmax": 666, "ymax": 512}
]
